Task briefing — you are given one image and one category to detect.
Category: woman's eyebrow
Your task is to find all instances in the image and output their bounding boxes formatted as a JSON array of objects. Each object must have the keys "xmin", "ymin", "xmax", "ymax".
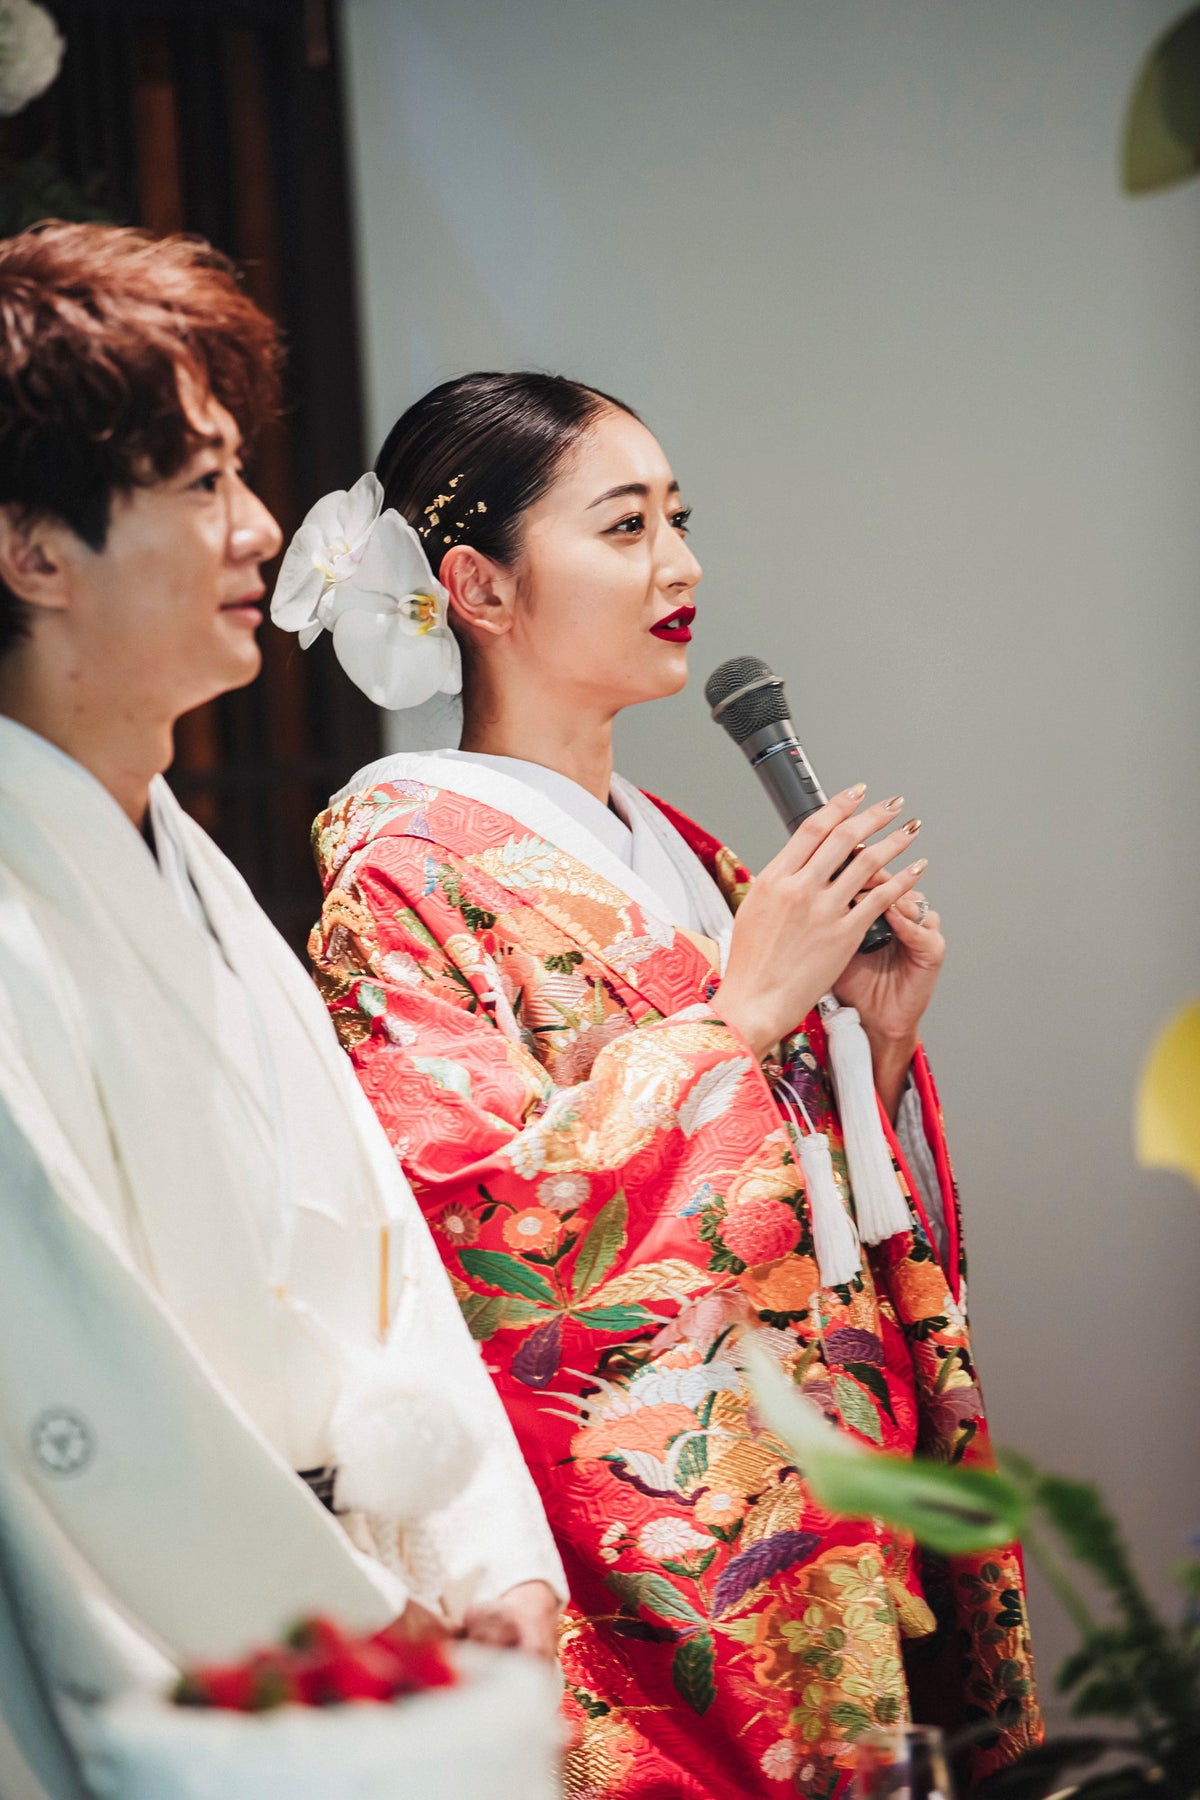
[{"xmin": 587, "ymin": 479, "xmax": 680, "ymax": 510}]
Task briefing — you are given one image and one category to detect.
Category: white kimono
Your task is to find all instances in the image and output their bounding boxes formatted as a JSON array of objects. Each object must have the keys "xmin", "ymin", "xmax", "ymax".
[{"xmin": 0, "ymin": 719, "xmax": 564, "ymax": 1774}]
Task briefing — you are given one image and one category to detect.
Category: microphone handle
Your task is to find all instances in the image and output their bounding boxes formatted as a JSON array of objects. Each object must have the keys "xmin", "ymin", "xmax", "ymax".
[{"xmin": 739, "ymin": 720, "xmax": 893, "ymax": 954}]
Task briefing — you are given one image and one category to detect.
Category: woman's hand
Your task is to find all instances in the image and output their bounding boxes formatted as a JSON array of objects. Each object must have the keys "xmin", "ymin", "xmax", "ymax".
[
  {"xmin": 714, "ymin": 786, "xmax": 927, "ymax": 1062},
  {"xmin": 833, "ymin": 884, "xmax": 946, "ymax": 1119},
  {"xmin": 460, "ymin": 1580, "xmax": 560, "ymax": 1661}
]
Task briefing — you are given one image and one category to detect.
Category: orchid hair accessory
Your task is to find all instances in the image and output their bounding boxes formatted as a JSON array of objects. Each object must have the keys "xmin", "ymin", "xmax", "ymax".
[{"xmin": 270, "ymin": 472, "xmax": 462, "ymax": 711}]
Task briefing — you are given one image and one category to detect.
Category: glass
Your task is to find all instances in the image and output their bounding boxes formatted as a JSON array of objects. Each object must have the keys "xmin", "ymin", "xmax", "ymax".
[{"xmin": 852, "ymin": 1724, "xmax": 956, "ymax": 1800}]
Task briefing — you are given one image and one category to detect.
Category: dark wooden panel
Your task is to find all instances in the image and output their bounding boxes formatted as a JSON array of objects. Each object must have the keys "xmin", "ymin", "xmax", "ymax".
[{"xmin": 2, "ymin": 0, "xmax": 380, "ymax": 948}]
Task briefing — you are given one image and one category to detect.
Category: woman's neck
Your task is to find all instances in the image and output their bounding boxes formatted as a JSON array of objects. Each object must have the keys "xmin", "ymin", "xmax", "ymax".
[{"xmin": 459, "ymin": 692, "xmax": 615, "ymax": 804}]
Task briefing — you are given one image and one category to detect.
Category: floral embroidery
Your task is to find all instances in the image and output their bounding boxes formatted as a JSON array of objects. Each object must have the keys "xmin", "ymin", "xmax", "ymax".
[{"xmin": 310, "ymin": 777, "xmax": 1042, "ymax": 1797}]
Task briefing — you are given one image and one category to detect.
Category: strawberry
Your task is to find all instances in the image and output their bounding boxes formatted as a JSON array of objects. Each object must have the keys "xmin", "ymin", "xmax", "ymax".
[
  {"xmin": 173, "ymin": 1661, "xmax": 258, "ymax": 1711},
  {"xmin": 368, "ymin": 1627, "xmax": 457, "ymax": 1694},
  {"xmin": 285, "ymin": 1614, "xmax": 349, "ymax": 1657},
  {"xmin": 297, "ymin": 1636, "xmax": 403, "ymax": 1705}
]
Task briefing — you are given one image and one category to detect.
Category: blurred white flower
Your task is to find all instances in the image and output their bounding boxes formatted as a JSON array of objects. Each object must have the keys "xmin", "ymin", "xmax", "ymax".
[
  {"xmin": 0, "ymin": 0, "xmax": 64, "ymax": 116},
  {"xmin": 637, "ymin": 1517, "xmax": 710, "ymax": 1561},
  {"xmin": 271, "ymin": 471, "xmax": 461, "ymax": 711},
  {"xmin": 760, "ymin": 1741, "xmax": 800, "ymax": 1781}
]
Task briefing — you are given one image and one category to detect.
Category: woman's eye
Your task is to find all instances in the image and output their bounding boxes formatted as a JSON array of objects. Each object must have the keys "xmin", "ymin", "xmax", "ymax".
[
  {"xmin": 192, "ymin": 469, "xmax": 222, "ymax": 494},
  {"xmin": 607, "ymin": 513, "xmax": 645, "ymax": 536},
  {"xmin": 671, "ymin": 506, "xmax": 693, "ymax": 535}
]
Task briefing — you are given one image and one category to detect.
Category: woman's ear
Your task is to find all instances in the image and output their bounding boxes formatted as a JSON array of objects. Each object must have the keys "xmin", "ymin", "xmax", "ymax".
[
  {"xmin": 0, "ymin": 509, "xmax": 72, "ymax": 614},
  {"xmin": 439, "ymin": 544, "xmax": 515, "ymax": 641}
]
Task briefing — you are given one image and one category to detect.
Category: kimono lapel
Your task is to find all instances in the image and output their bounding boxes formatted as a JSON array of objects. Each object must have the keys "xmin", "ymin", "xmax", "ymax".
[
  {"xmin": 337, "ymin": 752, "xmax": 722, "ymax": 1022},
  {"xmin": 0, "ymin": 722, "xmax": 275, "ymax": 1146}
]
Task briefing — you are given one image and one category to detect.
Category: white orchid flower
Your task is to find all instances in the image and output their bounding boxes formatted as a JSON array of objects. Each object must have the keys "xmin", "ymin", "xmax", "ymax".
[{"xmin": 271, "ymin": 471, "xmax": 462, "ymax": 711}]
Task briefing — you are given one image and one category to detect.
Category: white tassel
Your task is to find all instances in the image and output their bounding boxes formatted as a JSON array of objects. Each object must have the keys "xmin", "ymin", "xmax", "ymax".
[
  {"xmin": 330, "ymin": 1348, "xmax": 478, "ymax": 1523},
  {"xmin": 820, "ymin": 995, "xmax": 913, "ymax": 1245},
  {"xmin": 795, "ymin": 1129, "xmax": 863, "ymax": 1288}
]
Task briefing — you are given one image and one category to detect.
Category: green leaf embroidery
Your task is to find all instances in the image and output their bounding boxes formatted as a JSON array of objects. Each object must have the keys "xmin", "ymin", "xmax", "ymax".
[
  {"xmin": 572, "ymin": 1304, "xmax": 655, "ymax": 1333},
  {"xmin": 412, "ymin": 1056, "xmax": 474, "ymax": 1104},
  {"xmin": 394, "ymin": 906, "xmax": 440, "ymax": 955},
  {"xmin": 662, "ymin": 1548, "xmax": 718, "ymax": 1579},
  {"xmin": 671, "ymin": 1633, "xmax": 717, "ymax": 1715},
  {"xmin": 833, "ymin": 1373, "xmax": 884, "ymax": 1446},
  {"xmin": 606, "ymin": 1571, "xmax": 705, "ymax": 1626},
  {"xmin": 571, "ymin": 1191, "xmax": 629, "ymax": 1301},
  {"xmin": 458, "ymin": 1294, "xmax": 508, "ymax": 1341},
  {"xmin": 459, "ymin": 1248, "xmax": 557, "ymax": 1305},
  {"xmin": 496, "ymin": 1297, "xmax": 548, "ymax": 1328},
  {"xmin": 674, "ymin": 1435, "xmax": 710, "ymax": 1485},
  {"xmin": 544, "ymin": 950, "xmax": 584, "ymax": 974},
  {"xmin": 842, "ymin": 1360, "xmax": 897, "ymax": 1423},
  {"xmin": 357, "ymin": 982, "xmax": 388, "ymax": 1018}
]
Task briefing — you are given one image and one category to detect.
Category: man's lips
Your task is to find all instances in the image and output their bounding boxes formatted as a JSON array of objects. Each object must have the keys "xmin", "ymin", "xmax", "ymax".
[
  {"xmin": 650, "ymin": 603, "xmax": 696, "ymax": 643},
  {"xmin": 220, "ymin": 588, "xmax": 265, "ymax": 616}
]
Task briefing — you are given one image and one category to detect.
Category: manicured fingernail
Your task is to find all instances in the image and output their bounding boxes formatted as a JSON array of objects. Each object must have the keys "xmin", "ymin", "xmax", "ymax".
[
  {"xmin": 902, "ymin": 817, "xmax": 921, "ymax": 836},
  {"xmin": 909, "ymin": 858, "xmax": 928, "ymax": 875},
  {"xmin": 886, "ymin": 794, "xmax": 904, "ymax": 810},
  {"xmin": 845, "ymin": 783, "xmax": 867, "ymax": 800}
]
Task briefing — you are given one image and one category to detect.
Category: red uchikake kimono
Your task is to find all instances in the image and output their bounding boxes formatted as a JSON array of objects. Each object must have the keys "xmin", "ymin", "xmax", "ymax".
[{"xmin": 310, "ymin": 769, "xmax": 1041, "ymax": 1800}]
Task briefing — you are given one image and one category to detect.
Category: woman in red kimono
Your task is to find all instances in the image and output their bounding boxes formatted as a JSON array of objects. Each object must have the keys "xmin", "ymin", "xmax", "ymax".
[{"xmin": 273, "ymin": 373, "xmax": 1040, "ymax": 1797}]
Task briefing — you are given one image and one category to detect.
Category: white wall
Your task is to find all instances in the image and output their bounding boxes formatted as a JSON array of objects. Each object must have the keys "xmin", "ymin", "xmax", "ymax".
[{"xmin": 342, "ymin": 0, "xmax": 1200, "ymax": 1691}]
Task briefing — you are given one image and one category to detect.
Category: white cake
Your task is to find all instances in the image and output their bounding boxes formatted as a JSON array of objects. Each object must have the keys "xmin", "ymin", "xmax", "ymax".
[{"xmin": 75, "ymin": 1646, "xmax": 563, "ymax": 1800}]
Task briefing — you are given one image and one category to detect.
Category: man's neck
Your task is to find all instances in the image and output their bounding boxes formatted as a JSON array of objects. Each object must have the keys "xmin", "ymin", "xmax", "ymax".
[{"xmin": 0, "ymin": 659, "xmax": 172, "ymax": 827}]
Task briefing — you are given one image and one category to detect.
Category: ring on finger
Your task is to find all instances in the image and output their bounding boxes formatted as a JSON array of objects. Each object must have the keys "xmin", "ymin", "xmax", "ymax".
[{"xmin": 915, "ymin": 897, "xmax": 930, "ymax": 925}]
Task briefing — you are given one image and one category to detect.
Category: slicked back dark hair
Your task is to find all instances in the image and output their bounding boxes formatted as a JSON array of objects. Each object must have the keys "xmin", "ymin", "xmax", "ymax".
[{"xmin": 375, "ymin": 371, "xmax": 639, "ymax": 576}]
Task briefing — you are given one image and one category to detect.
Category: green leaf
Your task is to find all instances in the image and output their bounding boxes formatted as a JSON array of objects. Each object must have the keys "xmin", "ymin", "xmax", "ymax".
[
  {"xmin": 662, "ymin": 1549, "xmax": 717, "ymax": 1579},
  {"xmin": 460, "ymin": 1248, "xmax": 557, "ymax": 1305},
  {"xmin": 571, "ymin": 1191, "xmax": 628, "ymax": 1300},
  {"xmin": 496, "ymin": 1297, "xmax": 549, "ymax": 1328},
  {"xmin": 828, "ymin": 1700, "xmax": 871, "ymax": 1735},
  {"xmin": 457, "ymin": 1293, "xmax": 508, "ymax": 1341},
  {"xmin": 1122, "ymin": 9, "xmax": 1200, "ymax": 195},
  {"xmin": 606, "ymin": 1570, "xmax": 705, "ymax": 1626},
  {"xmin": 841, "ymin": 1361, "xmax": 896, "ymax": 1423},
  {"xmin": 394, "ymin": 906, "xmax": 440, "ymax": 955},
  {"xmin": 412, "ymin": 1055, "xmax": 474, "ymax": 1104},
  {"xmin": 746, "ymin": 1339, "xmax": 1024, "ymax": 1556},
  {"xmin": 671, "ymin": 1633, "xmax": 716, "ymax": 1715},
  {"xmin": 833, "ymin": 1373, "xmax": 884, "ymax": 1446},
  {"xmin": 674, "ymin": 1435, "xmax": 710, "ymax": 1485},
  {"xmin": 572, "ymin": 1304, "xmax": 656, "ymax": 1333},
  {"xmin": 357, "ymin": 982, "xmax": 388, "ymax": 1018}
]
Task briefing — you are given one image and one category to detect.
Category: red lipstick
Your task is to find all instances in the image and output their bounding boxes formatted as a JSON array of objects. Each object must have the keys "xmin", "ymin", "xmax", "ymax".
[{"xmin": 650, "ymin": 603, "xmax": 696, "ymax": 643}]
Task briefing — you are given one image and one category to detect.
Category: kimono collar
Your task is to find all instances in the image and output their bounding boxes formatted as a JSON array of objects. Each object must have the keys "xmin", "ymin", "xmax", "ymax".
[{"xmin": 333, "ymin": 749, "xmax": 691, "ymax": 942}]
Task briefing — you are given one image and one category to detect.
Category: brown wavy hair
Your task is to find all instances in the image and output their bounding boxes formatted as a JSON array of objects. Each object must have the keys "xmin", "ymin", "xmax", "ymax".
[{"xmin": 0, "ymin": 221, "xmax": 283, "ymax": 655}]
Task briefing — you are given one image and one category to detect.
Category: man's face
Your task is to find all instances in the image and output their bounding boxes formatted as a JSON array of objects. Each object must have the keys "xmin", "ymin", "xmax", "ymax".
[{"xmin": 64, "ymin": 384, "xmax": 282, "ymax": 721}]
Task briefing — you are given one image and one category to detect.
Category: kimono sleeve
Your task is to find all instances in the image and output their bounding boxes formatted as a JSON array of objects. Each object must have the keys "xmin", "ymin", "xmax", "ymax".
[
  {"xmin": 377, "ymin": 1134, "xmax": 569, "ymax": 1608},
  {"xmin": 312, "ymin": 833, "xmax": 786, "ymax": 1214}
]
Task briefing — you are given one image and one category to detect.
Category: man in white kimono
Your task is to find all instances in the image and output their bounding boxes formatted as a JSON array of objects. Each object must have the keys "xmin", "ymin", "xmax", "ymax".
[{"xmin": 0, "ymin": 222, "xmax": 564, "ymax": 1785}]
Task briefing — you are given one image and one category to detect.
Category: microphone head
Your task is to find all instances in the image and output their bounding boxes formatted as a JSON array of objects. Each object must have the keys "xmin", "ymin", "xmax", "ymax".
[{"xmin": 705, "ymin": 656, "xmax": 791, "ymax": 745}]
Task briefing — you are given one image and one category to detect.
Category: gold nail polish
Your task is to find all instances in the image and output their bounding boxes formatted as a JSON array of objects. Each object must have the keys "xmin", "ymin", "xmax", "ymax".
[
  {"xmin": 886, "ymin": 794, "xmax": 904, "ymax": 809},
  {"xmin": 910, "ymin": 858, "xmax": 928, "ymax": 875},
  {"xmin": 902, "ymin": 817, "xmax": 921, "ymax": 835},
  {"xmin": 846, "ymin": 783, "xmax": 867, "ymax": 800}
]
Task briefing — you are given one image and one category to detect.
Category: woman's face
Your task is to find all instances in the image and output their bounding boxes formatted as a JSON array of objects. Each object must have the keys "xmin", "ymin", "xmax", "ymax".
[{"xmin": 502, "ymin": 407, "xmax": 702, "ymax": 715}]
